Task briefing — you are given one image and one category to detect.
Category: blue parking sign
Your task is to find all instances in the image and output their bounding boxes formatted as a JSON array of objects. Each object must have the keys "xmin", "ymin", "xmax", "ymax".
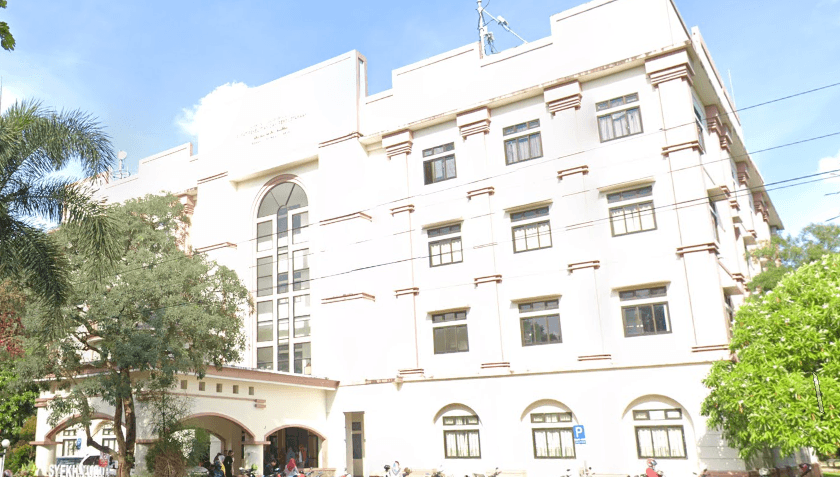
[{"xmin": 573, "ymin": 425, "xmax": 585, "ymax": 439}]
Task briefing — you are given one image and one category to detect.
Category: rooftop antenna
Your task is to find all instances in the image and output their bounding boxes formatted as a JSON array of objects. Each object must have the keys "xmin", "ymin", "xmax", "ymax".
[
  {"xmin": 111, "ymin": 151, "xmax": 130, "ymax": 180},
  {"xmin": 477, "ymin": 0, "xmax": 528, "ymax": 57}
]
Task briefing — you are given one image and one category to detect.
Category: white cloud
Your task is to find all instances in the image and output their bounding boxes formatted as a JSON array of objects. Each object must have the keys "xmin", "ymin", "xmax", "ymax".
[
  {"xmin": 817, "ymin": 149, "xmax": 840, "ymax": 185},
  {"xmin": 176, "ymin": 82, "xmax": 250, "ymax": 138},
  {"xmin": 0, "ymin": 87, "xmax": 21, "ymax": 114}
]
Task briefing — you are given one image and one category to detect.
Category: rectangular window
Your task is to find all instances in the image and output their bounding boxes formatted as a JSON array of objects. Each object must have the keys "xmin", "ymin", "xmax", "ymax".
[
  {"xmin": 433, "ymin": 325, "xmax": 469, "ymax": 354},
  {"xmin": 521, "ymin": 315, "xmax": 562, "ymax": 346},
  {"xmin": 278, "ymin": 298, "xmax": 289, "ymax": 341},
  {"xmin": 695, "ymin": 107, "xmax": 706, "ymax": 153},
  {"xmin": 257, "ymin": 257, "xmax": 273, "ymax": 297},
  {"xmin": 607, "ymin": 186, "xmax": 652, "ymax": 203},
  {"xmin": 277, "ymin": 247, "xmax": 289, "ymax": 294},
  {"xmin": 62, "ymin": 440, "xmax": 77, "ymax": 456},
  {"xmin": 102, "ymin": 438, "xmax": 117, "ymax": 453},
  {"xmin": 102, "ymin": 428, "xmax": 114, "ymax": 436},
  {"xmin": 443, "ymin": 416, "xmax": 479, "ymax": 425},
  {"xmin": 444, "ymin": 430, "xmax": 480, "ymax": 458},
  {"xmin": 180, "ymin": 380, "xmax": 187, "ymax": 390},
  {"xmin": 598, "ymin": 107, "xmax": 643, "ymax": 142},
  {"xmin": 424, "ymin": 155, "xmax": 457, "ymax": 184},
  {"xmin": 504, "ymin": 120, "xmax": 542, "ymax": 165},
  {"xmin": 633, "ymin": 409, "xmax": 682, "ymax": 420},
  {"xmin": 62, "ymin": 429, "xmax": 76, "ymax": 437},
  {"xmin": 294, "ymin": 342, "xmax": 311, "ymax": 375},
  {"xmin": 512, "ymin": 221, "xmax": 552, "ymax": 252},
  {"xmin": 292, "ymin": 212, "xmax": 309, "ymax": 244},
  {"xmin": 216, "ymin": 383, "xmax": 223, "ymax": 393},
  {"xmin": 294, "ymin": 295, "xmax": 310, "ymax": 318},
  {"xmin": 249, "ymin": 386, "xmax": 254, "ymax": 396},
  {"xmin": 278, "ymin": 343, "xmax": 290, "ymax": 372},
  {"xmin": 432, "ymin": 311, "xmax": 467, "ymax": 323},
  {"xmin": 198, "ymin": 382, "xmax": 205, "ymax": 391},
  {"xmin": 709, "ymin": 198, "xmax": 721, "ymax": 243},
  {"xmin": 610, "ymin": 201, "xmax": 656, "ymax": 236},
  {"xmin": 635, "ymin": 426, "xmax": 687, "ymax": 458},
  {"xmin": 294, "ymin": 315, "xmax": 311, "ymax": 338},
  {"xmin": 619, "ymin": 287, "xmax": 667, "ymax": 301},
  {"xmin": 233, "ymin": 385, "xmax": 239, "ymax": 394},
  {"xmin": 596, "ymin": 93, "xmax": 638, "ymax": 111},
  {"xmin": 533, "ymin": 428, "xmax": 575, "ymax": 458},
  {"xmin": 429, "ymin": 236, "xmax": 463, "ymax": 267},
  {"xmin": 257, "ymin": 301, "xmax": 273, "ymax": 342},
  {"xmin": 623, "ymin": 303, "xmax": 671, "ymax": 337},
  {"xmin": 257, "ymin": 347, "xmax": 273, "ymax": 370},
  {"xmin": 257, "ymin": 221, "xmax": 272, "ymax": 252},
  {"xmin": 530, "ymin": 412, "xmax": 572, "ymax": 423},
  {"xmin": 423, "ymin": 143, "xmax": 456, "ymax": 185},
  {"xmin": 293, "ymin": 249, "xmax": 310, "ymax": 291}
]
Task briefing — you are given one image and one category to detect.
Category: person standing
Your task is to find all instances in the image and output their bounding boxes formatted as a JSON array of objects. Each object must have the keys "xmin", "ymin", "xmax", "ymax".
[
  {"xmin": 285, "ymin": 446, "xmax": 296, "ymax": 467},
  {"xmin": 224, "ymin": 450, "xmax": 234, "ymax": 477}
]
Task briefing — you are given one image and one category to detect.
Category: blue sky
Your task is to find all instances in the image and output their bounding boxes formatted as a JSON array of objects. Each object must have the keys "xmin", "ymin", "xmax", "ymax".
[{"xmin": 2, "ymin": 0, "xmax": 839, "ymax": 234}]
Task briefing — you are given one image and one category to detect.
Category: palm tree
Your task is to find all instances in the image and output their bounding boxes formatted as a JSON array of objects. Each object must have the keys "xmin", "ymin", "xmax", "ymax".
[{"xmin": 0, "ymin": 99, "xmax": 118, "ymax": 309}]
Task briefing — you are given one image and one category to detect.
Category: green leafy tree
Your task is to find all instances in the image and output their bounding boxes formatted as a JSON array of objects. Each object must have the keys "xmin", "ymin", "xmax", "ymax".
[
  {"xmin": 0, "ymin": 100, "xmax": 118, "ymax": 310},
  {"xmin": 0, "ymin": 0, "xmax": 15, "ymax": 51},
  {"xmin": 701, "ymin": 253, "xmax": 840, "ymax": 461},
  {"xmin": 18, "ymin": 194, "xmax": 251, "ymax": 477},
  {"xmin": 748, "ymin": 223, "xmax": 840, "ymax": 292}
]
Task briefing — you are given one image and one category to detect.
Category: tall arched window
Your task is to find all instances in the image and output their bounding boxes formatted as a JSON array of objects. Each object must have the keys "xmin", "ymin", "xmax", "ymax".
[{"xmin": 255, "ymin": 182, "xmax": 311, "ymax": 375}]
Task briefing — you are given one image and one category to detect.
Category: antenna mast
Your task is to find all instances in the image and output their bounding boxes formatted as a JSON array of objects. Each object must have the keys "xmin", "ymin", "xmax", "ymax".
[
  {"xmin": 476, "ymin": 0, "xmax": 527, "ymax": 57},
  {"xmin": 111, "ymin": 151, "xmax": 131, "ymax": 180}
]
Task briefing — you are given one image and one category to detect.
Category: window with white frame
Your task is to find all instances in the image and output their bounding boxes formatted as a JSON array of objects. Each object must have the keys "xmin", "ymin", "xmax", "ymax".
[
  {"xmin": 511, "ymin": 206, "xmax": 552, "ymax": 253},
  {"xmin": 102, "ymin": 427, "xmax": 114, "ymax": 436},
  {"xmin": 597, "ymin": 93, "xmax": 642, "ymax": 142},
  {"xmin": 608, "ymin": 186, "xmax": 656, "ymax": 236},
  {"xmin": 503, "ymin": 120, "xmax": 543, "ymax": 165},
  {"xmin": 428, "ymin": 224, "xmax": 463, "ymax": 267},
  {"xmin": 102, "ymin": 438, "xmax": 117, "ymax": 453},
  {"xmin": 633, "ymin": 407, "xmax": 687, "ymax": 458},
  {"xmin": 255, "ymin": 182, "xmax": 312, "ymax": 375},
  {"xmin": 620, "ymin": 286, "xmax": 671, "ymax": 337},
  {"xmin": 423, "ymin": 143, "xmax": 457, "ymax": 184},
  {"xmin": 443, "ymin": 414, "xmax": 480, "ymax": 458},
  {"xmin": 432, "ymin": 311, "xmax": 469, "ymax": 354},
  {"xmin": 518, "ymin": 299, "xmax": 561, "ymax": 346},
  {"xmin": 531, "ymin": 412, "xmax": 575, "ymax": 458}
]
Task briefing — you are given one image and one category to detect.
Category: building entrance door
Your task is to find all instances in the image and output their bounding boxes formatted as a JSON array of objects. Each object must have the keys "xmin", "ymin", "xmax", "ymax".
[
  {"xmin": 265, "ymin": 427, "xmax": 320, "ymax": 469},
  {"xmin": 349, "ymin": 414, "xmax": 364, "ymax": 477}
]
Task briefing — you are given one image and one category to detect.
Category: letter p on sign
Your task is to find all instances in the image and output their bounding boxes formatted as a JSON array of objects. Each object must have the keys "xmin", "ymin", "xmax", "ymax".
[{"xmin": 573, "ymin": 425, "xmax": 585, "ymax": 439}]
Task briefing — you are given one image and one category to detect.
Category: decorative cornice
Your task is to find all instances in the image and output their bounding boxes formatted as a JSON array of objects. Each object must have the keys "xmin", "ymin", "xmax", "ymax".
[
  {"xmin": 244, "ymin": 440, "xmax": 271, "ymax": 446},
  {"xmin": 197, "ymin": 171, "xmax": 228, "ymax": 185},
  {"xmin": 382, "ymin": 130, "xmax": 413, "ymax": 158},
  {"xmin": 35, "ymin": 397, "xmax": 52, "ymax": 408},
  {"xmin": 578, "ymin": 354, "xmax": 611, "ymax": 362},
  {"xmin": 390, "ymin": 204, "xmax": 415, "ymax": 215},
  {"xmin": 459, "ymin": 119, "xmax": 491, "ymax": 138},
  {"xmin": 398, "ymin": 368, "xmax": 425, "ymax": 377},
  {"xmin": 647, "ymin": 62, "xmax": 695, "ymax": 87},
  {"xmin": 547, "ymin": 95, "xmax": 582, "ymax": 114},
  {"xmin": 467, "ymin": 186, "xmax": 495, "ymax": 199},
  {"xmin": 719, "ymin": 125, "xmax": 732, "ymax": 152},
  {"xmin": 457, "ymin": 107, "xmax": 491, "ymax": 139},
  {"xmin": 255, "ymin": 399, "xmax": 267, "ymax": 409},
  {"xmin": 480, "ymin": 362, "xmax": 510, "ymax": 369},
  {"xmin": 568, "ymin": 260, "xmax": 600, "ymax": 272},
  {"xmin": 731, "ymin": 272, "xmax": 747, "ymax": 285},
  {"xmin": 557, "ymin": 165, "xmax": 589, "ymax": 179},
  {"xmin": 474, "ymin": 274, "xmax": 502, "ymax": 286},
  {"xmin": 322, "ymin": 293, "xmax": 375, "ymax": 305},
  {"xmin": 737, "ymin": 162, "xmax": 750, "ymax": 187},
  {"xmin": 320, "ymin": 211, "xmax": 372, "ymax": 226},
  {"xmin": 395, "ymin": 287, "xmax": 420, "ymax": 297},
  {"xmin": 661, "ymin": 140, "xmax": 701, "ymax": 157},
  {"xmin": 194, "ymin": 242, "xmax": 237, "ymax": 254},
  {"xmin": 691, "ymin": 344, "xmax": 730, "ymax": 353},
  {"xmin": 719, "ymin": 185, "xmax": 740, "ymax": 211},
  {"xmin": 318, "ymin": 132, "xmax": 363, "ymax": 148},
  {"xmin": 676, "ymin": 243, "xmax": 719, "ymax": 256}
]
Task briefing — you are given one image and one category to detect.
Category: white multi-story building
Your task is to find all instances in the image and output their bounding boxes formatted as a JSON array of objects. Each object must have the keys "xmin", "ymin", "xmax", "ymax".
[{"xmin": 33, "ymin": 0, "xmax": 798, "ymax": 476}]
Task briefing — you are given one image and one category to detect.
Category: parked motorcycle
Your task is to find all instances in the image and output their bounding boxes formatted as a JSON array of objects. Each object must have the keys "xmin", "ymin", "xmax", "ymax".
[
  {"xmin": 641, "ymin": 458, "xmax": 663, "ymax": 477},
  {"xmin": 384, "ymin": 461, "xmax": 412, "ymax": 477}
]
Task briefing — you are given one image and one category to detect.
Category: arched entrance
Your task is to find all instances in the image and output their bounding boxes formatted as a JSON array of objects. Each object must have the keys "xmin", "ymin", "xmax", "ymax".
[
  {"xmin": 178, "ymin": 413, "xmax": 257, "ymax": 472},
  {"xmin": 263, "ymin": 426, "xmax": 324, "ymax": 469}
]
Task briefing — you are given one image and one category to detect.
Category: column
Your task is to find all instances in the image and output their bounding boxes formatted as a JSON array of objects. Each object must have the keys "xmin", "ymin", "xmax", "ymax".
[
  {"xmin": 456, "ymin": 107, "xmax": 507, "ymax": 371},
  {"xmin": 382, "ymin": 131, "xmax": 422, "ymax": 375},
  {"xmin": 646, "ymin": 49, "xmax": 728, "ymax": 347},
  {"xmin": 244, "ymin": 444, "xmax": 264, "ymax": 475}
]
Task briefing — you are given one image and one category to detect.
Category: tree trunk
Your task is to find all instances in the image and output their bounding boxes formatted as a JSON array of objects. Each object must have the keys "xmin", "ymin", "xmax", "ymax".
[{"xmin": 122, "ymin": 369, "xmax": 137, "ymax": 477}]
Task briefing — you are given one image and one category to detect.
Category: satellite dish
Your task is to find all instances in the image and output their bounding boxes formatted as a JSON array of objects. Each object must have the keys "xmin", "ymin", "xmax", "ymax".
[
  {"xmin": 118, "ymin": 151, "xmax": 127, "ymax": 160},
  {"xmin": 112, "ymin": 151, "xmax": 130, "ymax": 180}
]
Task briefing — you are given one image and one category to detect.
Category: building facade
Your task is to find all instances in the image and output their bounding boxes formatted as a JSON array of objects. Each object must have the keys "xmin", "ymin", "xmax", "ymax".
[{"xmin": 33, "ymin": 0, "xmax": 801, "ymax": 475}]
